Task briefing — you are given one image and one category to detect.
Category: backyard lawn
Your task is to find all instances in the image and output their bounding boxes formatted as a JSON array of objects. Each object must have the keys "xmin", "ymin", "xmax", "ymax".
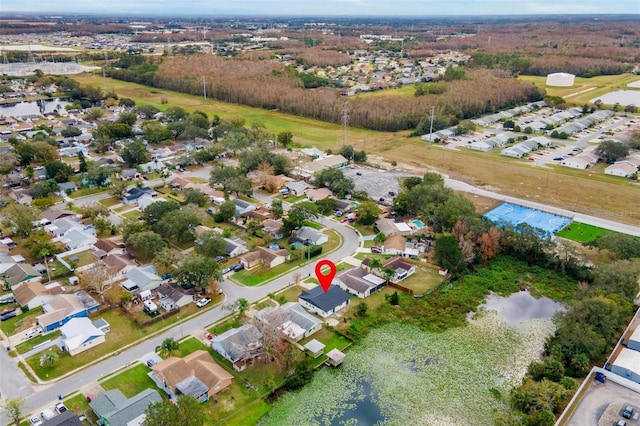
[
  {"xmin": 101, "ymin": 363, "xmax": 163, "ymax": 398},
  {"xmin": 555, "ymin": 222, "xmax": 609, "ymax": 243},
  {"xmin": 398, "ymin": 265, "xmax": 445, "ymax": 294},
  {"xmin": 299, "ymin": 327, "xmax": 352, "ymax": 368},
  {"xmin": 62, "ymin": 249, "xmax": 95, "ymax": 268}
]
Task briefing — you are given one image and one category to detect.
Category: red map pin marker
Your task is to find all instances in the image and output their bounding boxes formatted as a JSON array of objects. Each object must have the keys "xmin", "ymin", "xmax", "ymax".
[{"xmin": 315, "ymin": 259, "xmax": 337, "ymax": 293}]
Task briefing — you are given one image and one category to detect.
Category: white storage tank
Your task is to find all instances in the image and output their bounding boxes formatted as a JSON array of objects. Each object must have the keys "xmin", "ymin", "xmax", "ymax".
[{"xmin": 546, "ymin": 72, "xmax": 575, "ymax": 87}]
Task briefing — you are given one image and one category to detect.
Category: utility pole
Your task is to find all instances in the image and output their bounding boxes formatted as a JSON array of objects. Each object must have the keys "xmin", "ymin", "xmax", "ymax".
[
  {"xmin": 202, "ymin": 76, "xmax": 207, "ymax": 101},
  {"xmin": 342, "ymin": 100, "xmax": 350, "ymax": 147},
  {"xmin": 429, "ymin": 105, "xmax": 435, "ymax": 147}
]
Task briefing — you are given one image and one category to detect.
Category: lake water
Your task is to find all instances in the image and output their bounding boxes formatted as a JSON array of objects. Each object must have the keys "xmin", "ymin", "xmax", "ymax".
[
  {"xmin": 477, "ymin": 290, "xmax": 566, "ymax": 327},
  {"xmin": 321, "ymin": 379, "xmax": 385, "ymax": 426},
  {"xmin": 0, "ymin": 99, "xmax": 71, "ymax": 117}
]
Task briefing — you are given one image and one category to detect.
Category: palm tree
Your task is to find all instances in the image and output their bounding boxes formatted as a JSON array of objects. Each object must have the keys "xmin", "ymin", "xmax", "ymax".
[
  {"xmin": 373, "ymin": 232, "xmax": 386, "ymax": 245},
  {"xmin": 158, "ymin": 338, "xmax": 179, "ymax": 358},
  {"xmin": 381, "ymin": 267, "xmax": 396, "ymax": 285},
  {"xmin": 40, "ymin": 351, "xmax": 59, "ymax": 367},
  {"xmin": 369, "ymin": 258, "xmax": 383, "ymax": 275}
]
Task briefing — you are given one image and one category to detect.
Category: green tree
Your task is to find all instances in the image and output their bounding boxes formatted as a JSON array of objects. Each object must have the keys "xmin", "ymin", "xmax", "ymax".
[
  {"xmin": 153, "ymin": 247, "xmax": 181, "ymax": 274},
  {"xmin": 33, "ymin": 180, "xmax": 59, "ymax": 198},
  {"xmin": 3, "ymin": 204, "xmax": 39, "ymax": 237},
  {"xmin": 219, "ymin": 200, "xmax": 237, "ymax": 222},
  {"xmin": 595, "ymin": 140, "xmax": 629, "ymax": 164},
  {"xmin": 155, "ymin": 208, "xmax": 201, "ymax": 243},
  {"xmin": 225, "ymin": 298, "xmax": 249, "ymax": 316},
  {"xmin": 118, "ymin": 111, "xmax": 138, "ymax": 126},
  {"xmin": 128, "ymin": 231, "xmax": 167, "ymax": 257},
  {"xmin": 434, "ymin": 234, "xmax": 465, "ymax": 272},
  {"xmin": 0, "ymin": 397, "xmax": 25, "ymax": 426},
  {"xmin": 143, "ymin": 201, "xmax": 180, "ymax": 229},
  {"xmin": 77, "ymin": 150, "xmax": 88, "ymax": 173},
  {"xmin": 183, "ymin": 188, "xmax": 207, "ymax": 207},
  {"xmin": 164, "ymin": 106, "xmax": 187, "ymax": 122},
  {"xmin": 45, "ymin": 161, "xmax": 74, "ymax": 183},
  {"xmin": 142, "ymin": 121, "xmax": 171, "ymax": 144},
  {"xmin": 138, "ymin": 104, "xmax": 159, "ymax": 119},
  {"xmin": 195, "ymin": 230, "xmax": 227, "ymax": 257},
  {"xmin": 277, "ymin": 131, "xmax": 293, "ymax": 147},
  {"xmin": 173, "ymin": 255, "xmax": 221, "ymax": 290},
  {"xmin": 144, "ymin": 395, "xmax": 205, "ymax": 426},
  {"xmin": 0, "ymin": 151, "xmax": 18, "ymax": 175},
  {"xmin": 315, "ymin": 167, "xmax": 354, "ymax": 198},
  {"xmin": 158, "ymin": 338, "xmax": 179, "ymax": 358},
  {"xmin": 271, "ymin": 199, "xmax": 283, "ymax": 219},
  {"xmin": 374, "ymin": 232, "xmax": 386, "ymax": 245},
  {"xmin": 122, "ymin": 139, "xmax": 151, "ymax": 166},
  {"xmin": 315, "ymin": 198, "xmax": 337, "ymax": 215},
  {"xmin": 60, "ymin": 125, "xmax": 82, "ymax": 137},
  {"xmin": 39, "ymin": 350, "xmax": 59, "ymax": 367},
  {"xmin": 110, "ymin": 180, "xmax": 129, "ymax": 198},
  {"xmin": 389, "ymin": 291, "xmax": 400, "ymax": 306},
  {"xmin": 590, "ymin": 233, "xmax": 640, "ymax": 260},
  {"xmin": 356, "ymin": 201, "xmax": 380, "ymax": 225},
  {"xmin": 355, "ymin": 302, "xmax": 368, "ymax": 317},
  {"xmin": 223, "ymin": 129, "xmax": 251, "ymax": 154},
  {"xmin": 591, "ymin": 259, "xmax": 640, "ymax": 300},
  {"xmin": 85, "ymin": 162, "xmax": 110, "ymax": 187}
]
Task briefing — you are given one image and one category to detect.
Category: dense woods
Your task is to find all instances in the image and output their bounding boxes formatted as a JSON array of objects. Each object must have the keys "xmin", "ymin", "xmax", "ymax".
[{"xmin": 109, "ymin": 55, "xmax": 542, "ymax": 132}]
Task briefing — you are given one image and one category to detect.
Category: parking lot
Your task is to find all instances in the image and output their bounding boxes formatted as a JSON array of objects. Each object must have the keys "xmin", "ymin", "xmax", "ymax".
[
  {"xmin": 565, "ymin": 373, "xmax": 640, "ymax": 426},
  {"xmin": 342, "ymin": 167, "xmax": 415, "ymax": 204}
]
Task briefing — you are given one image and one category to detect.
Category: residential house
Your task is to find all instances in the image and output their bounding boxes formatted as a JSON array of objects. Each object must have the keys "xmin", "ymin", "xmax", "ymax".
[
  {"xmin": 604, "ymin": 154, "xmax": 640, "ymax": 178},
  {"xmin": 60, "ymin": 317, "xmax": 108, "ymax": 356},
  {"xmin": 139, "ymin": 160, "xmax": 164, "ymax": 173},
  {"xmin": 90, "ymin": 389, "xmax": 162, "ymax": 426},
  {"xmin": 335, "ymin": 266, "xmax": 386, "ymax": 298},
  {"xmin": 383, "ymin": 234, "xmax": 420, "ymax": 258},
  {"xmin": 334, "ymin": 199, "xmax": 353, "ymax": 214},
  {"xmin": 238, "ymin": 246, "xmax": 290, "ymax": 270},
  {"xmin": 0, "ymin": 238, "xmax": 16, "ymax": 250},
  {"xmin": 121, "ymin": 265, "xmax": 163, "ymax": 293},
  {"xmin": 41, "ymin": 410, "xmax": 82, "ymax": 426},
  {"xmin": 37, "ymin": 291, "xmax": 100, "ymax": 332},
  {"xmin": 56, "ymin": 181, "xmax": 78, "ymax": 196},
  {"xmin": 152, "ymin": 350, "xmax": 234, "ymax": 401},
  {"xmin": 170, "ymin": 177, "xmax": 191, "ymax": 190},
  {"xmin": 101, "ymin": 254, "xmax": 135, "ymax": 278},
  {"xmin": 232, "ymin": 198, "xmax": 257, "ymax": 216},
  {"xmin": 305, "ymin": 187, "xmax": 333, "ymax": 202},
  {"xmin": 5, "ymin": 262, "xmax": 41, "ymax": 288},
  {"xmin": 255, "ymin": 302, "xmax": 323, "ymax": 342},
  {"xmin": 224, "ymin": 237, "xmax": 248, "ymax": 258},
  {"xmin": 156, "ymin": 284, "xmax": 195, "ymax": 311},
  {"xmin": 380, "ymin": 256, "xmax": 416, "ymax": 283},
  {"xmin": 298, "ymin": 285, "xmax": 350, "ymax": 318},
  {"xmin": 122, "ymin": 187, "xmax": 157, "ymax": 205},
  {"xmin": 560, "ymin": 151, "xmax": 600, "ymax": 169},
  {"xmin": 120, "ymin": 168, "xmax": 140, "ymax": 181},
  {"xmin": 292, "ymin": 226, "xmax": 329, "ymax": 246},
  {"xmin": 295, "ymin": 154, "xmax": 349, "ymax": 178},
  {"xmin": 375, "ymin": 218, "xmax": 413, "ymax": 237},
  {"xmin": 13, "ymin": 280, "xmax": 62, "ymax": 310},
  {"xmin": 286, "ymin": 180, "xmax": 313, "ymax": 196},
  {"xmin": 212, "ymin": 324, "xmax": 263, "ymax": 371},
  {"xmin": 263, "ymin": 219, "xmax": 284, "ymax": 240},
  {"xmin": 92, "ymin": 239, "xmax": 125, "ymax": 259},
  {"xmin": 61, "ymin": 227, "xmax": 97, "ymax": 251}
]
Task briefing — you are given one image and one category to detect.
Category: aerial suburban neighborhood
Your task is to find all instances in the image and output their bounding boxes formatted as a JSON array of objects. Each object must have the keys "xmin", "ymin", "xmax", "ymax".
[{"xmin": 0, "ymin": 7, "xmax": 639, "ymax": 426}]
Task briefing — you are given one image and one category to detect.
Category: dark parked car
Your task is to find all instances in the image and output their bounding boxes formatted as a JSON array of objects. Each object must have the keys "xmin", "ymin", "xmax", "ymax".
[
  {"xmin": 161, "ymin": 273, "xmax": 171, "ymax": 280},
  {"xmin": 371, "ymin": 246, "xmax": 382, "ymax": 254},
  {"xmin": 215, "ymin": 256, "xmax": 226, "ymax": 263},
  {"xmin": 623, "ymin": 406, "xmax": 634, "ymax": 419},
  {"xmin": 231, "ymin": 263, "xmax": 244, "ymax": 272},
  {"xmin": 0, "ymin": 311, "xmax": 17, "ymax": 321}
]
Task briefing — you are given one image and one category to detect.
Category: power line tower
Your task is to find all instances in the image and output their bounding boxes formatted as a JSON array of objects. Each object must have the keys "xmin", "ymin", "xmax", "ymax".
[
  {"xmin": 202, "ymin": 76, "xmax": 207, "ymax": 101},
  {"xmin": 341, "ymin": 100, "xmax": 350, "ymax": 147}
]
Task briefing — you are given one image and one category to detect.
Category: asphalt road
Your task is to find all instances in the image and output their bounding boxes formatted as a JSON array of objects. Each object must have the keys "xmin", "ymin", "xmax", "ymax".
[
  {"xmin": 0, "ymin": 215, "xmax": 358, "ymax": 417},
  {"xmin": 3, "ymin": 166, "xmax": 640, "ymax": 420}
]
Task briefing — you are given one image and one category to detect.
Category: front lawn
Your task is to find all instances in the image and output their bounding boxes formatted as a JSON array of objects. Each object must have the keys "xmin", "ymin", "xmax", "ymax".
[
  {"xmin": 1, "ymin": 308, "xmax": 40, "ymax": 336},
  {"xmin": 98, "ymin": 196, "xmax": 122, "ymax": 207},
  {"xmin": 101, "ymin": 363, "xmax": 164, "ymax": 398},
  {"xmin": 16, "ymin": 330, "xmax": 61, "ymax": 354},
  {"xmin": 64, "ymin": 393, "xmax": 97, "ymax": 423},
  {"xmin": 69, "ymin": 186, "xmax": 109, "ymax": 199}
]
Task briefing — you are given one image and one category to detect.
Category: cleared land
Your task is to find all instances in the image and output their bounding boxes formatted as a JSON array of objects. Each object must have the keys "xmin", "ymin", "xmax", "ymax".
[
  {"xmin": 518, "ymin": 73, "xmax": 640, "ymax": 106},
  {"xmin": 76, "ymin": 75, "xmax": 640, "ymax": 226}
]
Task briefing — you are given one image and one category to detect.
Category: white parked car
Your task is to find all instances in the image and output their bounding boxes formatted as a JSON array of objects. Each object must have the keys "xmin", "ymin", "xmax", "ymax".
[
  {"xmin": 30, "ymin": 416, "xmax": 43, "ymax": 425},
  {"xmin": 25, "ymin": 328, "xmax": 42, "ymax": 339},
  {"xmin": 196, "ymin": 297, "xmax": 211, "ymax": 308},
  {"xmin": 54, "ymin": 402, "xmax": 67, "ymax": 414},
  {"xmin": 40, "ymin": 408, "xmax": 56, "ymax": 421}
]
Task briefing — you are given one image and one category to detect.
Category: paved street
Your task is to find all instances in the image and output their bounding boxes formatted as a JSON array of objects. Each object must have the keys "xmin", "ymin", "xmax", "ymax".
[{"xmin": 2, "ymin": 165, "xmax": 640, "ymax": 421}]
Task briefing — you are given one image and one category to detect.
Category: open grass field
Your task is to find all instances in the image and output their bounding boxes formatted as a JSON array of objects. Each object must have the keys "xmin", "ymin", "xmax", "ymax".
[
  {"xmin": 73, "ymin": 74, "xmax": 640, "ymax": 227},
  {"xmin": 555, "ymin": 222, "xmax": 609, "ymax": 243},
  {"xmin": 398, "ymin": 265, "xmax": 444, "ymax": 294},
  {"xmin": 74, "ymin": 74, "xmax": 401, "ymax": 151},
  {"xmin": 518, "ymin": 73, "xmax": 640, "ymax": 106},
  {"xmin": 377, "ymin": 140, "xmax": 640, "ymax": 226}
]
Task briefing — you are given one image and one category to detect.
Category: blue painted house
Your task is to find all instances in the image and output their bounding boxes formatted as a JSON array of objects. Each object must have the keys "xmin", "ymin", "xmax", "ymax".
[{"xmin": 37, "ymin": 291, "xmax": 99, "ymax": 332}]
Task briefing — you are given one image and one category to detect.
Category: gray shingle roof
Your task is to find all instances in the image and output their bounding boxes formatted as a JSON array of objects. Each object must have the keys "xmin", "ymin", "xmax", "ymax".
[{"xmin": 300, "ymin": 285, "xmax": 350, "ymax": 313}]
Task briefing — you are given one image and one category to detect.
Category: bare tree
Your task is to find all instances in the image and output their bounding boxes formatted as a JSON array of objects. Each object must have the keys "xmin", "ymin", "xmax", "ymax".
[
  {"xmin": 252, "ymin": 309, "xmax": 297, "ymax": 373},
  {"xmin": 79, "ymin": 262, "xmax": 114, "ymax": 303}
]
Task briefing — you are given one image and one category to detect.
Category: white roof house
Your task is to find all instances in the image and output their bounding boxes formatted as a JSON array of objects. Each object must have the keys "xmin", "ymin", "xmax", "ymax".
[
  {"xmin": 60, "ymin": 317, "xmax": 106, "ymax": 356},
  {"xmin": 610, "ymin": 348, "xmax": 640, "ymax": 384}
]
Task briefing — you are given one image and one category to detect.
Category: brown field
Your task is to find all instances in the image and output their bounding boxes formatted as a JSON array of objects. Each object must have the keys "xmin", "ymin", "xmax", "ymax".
[{"xmin": 76, "ymin": 75, "xmax": 640, "ymax": 226}]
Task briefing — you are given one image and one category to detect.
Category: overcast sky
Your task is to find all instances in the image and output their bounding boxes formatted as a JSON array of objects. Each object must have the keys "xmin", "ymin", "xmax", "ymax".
[{"xmin": 2, "ymin": 0, "xmax": 638, "ymax": 16}]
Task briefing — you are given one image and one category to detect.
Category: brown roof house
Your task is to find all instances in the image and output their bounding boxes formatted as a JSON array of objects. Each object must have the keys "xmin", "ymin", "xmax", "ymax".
[
  {"xmin": 239, "ymin": 246, "xmax": 290, "ymax": 270},
  {"xmin": 14, "ymin": 281, "xmax": 63, "ymax": 310},
  {"xmin": 152, "ymin": 350, "xmax": 233, "ymax": 401},
  {"xmin": 92, "ymin": 239, "xmax": 125, "ymax": 260}
]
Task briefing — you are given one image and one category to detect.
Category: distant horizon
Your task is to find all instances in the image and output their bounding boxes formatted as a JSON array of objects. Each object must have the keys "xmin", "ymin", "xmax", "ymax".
[{"xmin": 1, "ymin": 0, "xmax": 638, "ymax": 17}]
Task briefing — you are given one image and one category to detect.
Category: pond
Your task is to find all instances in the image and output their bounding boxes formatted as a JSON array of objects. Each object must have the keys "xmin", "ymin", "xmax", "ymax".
[
  {"xmin": 476, "ymin": 290, "xmax": 566, "ymax": 328},
  {"xmin": 0, "ymin": 99, "xmax": 71, "ymax": 117},
  {"xmin": 261, "ymin": 312, "xmax": 556, "ymax": 426}
]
